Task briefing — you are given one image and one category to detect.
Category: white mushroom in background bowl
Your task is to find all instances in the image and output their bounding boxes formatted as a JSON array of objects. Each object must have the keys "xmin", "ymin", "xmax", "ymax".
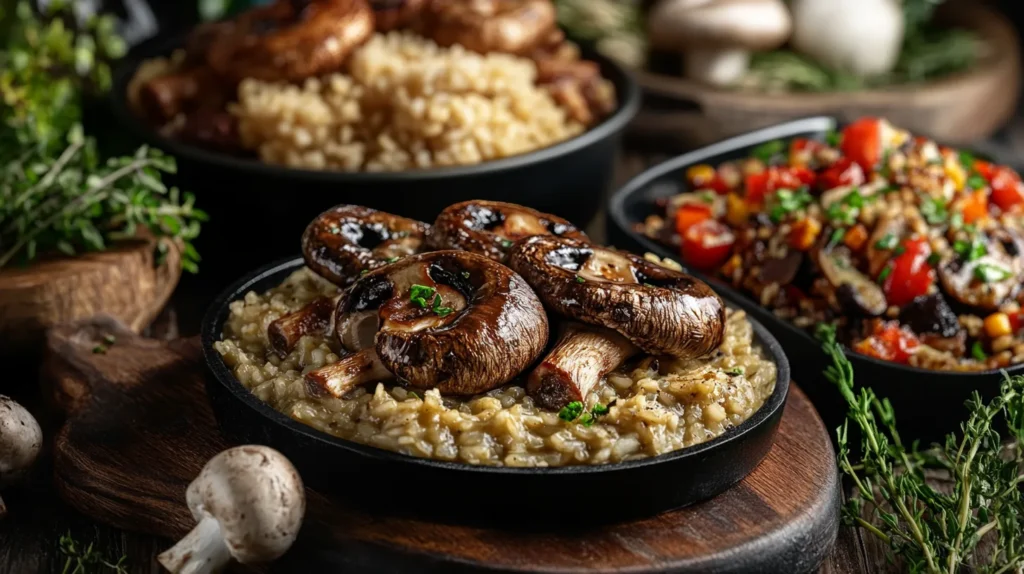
[
  {"xmin": 647, "ymin": 0, "xmax": 792, "ymax": 86},
  {"xmin": 789, "ymin": 0, "xmax": 905, "ymax": 77},
  {"xmin": 158, "ymin": 445, "xmax": 305, "ymax": 574},
  {"xmin": 0, "ymin": 395, "xmax": 43, "ymax": 518}
]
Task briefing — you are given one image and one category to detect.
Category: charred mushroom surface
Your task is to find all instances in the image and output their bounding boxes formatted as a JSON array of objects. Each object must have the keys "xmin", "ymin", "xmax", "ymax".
[
  {"xmin": 302, "ymin": 205, "xmax": 430, "ymax": 287},
  {"xmin": 267, "ymin": 295, "xmax": 340, "ymax": 356},
  {"xmin": 306, "ymin": 250, "xmax": 548, "ymax": 397},
  {"xmin": 814, "ymin": 241, "xmax": 887, "ymax": 317},
  {"xmin": 939, "ymin": 229, "xmax": 1024, "ymax": 311},
  {"xmin": 509, "ymin": 236, "xmax": 726, "ymax": 357},
  {"xmin": 428, "ymin": 200, "xmax": 587, "ymax": 261}
]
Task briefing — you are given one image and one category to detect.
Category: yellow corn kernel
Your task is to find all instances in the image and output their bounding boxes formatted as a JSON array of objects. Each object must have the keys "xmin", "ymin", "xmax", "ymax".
[
  {"xmin": 945, "ymin": 156, "xmax": 967, "ymax": 191},
  {"xmin": 686, "ymin": 164, "xmax": 716, "ymax": 188},
  {"xmin": 985, "ymin": 313, "xmax": 1013, "ymax": 338},
  {"xmin": 726, "ymin": 193, "xmax": 748, "ymax": 227}
]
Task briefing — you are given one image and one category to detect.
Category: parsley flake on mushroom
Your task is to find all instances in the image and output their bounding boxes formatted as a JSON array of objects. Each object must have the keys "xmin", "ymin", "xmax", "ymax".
[
  {"xmin": 0, "ymin": 396, "xmax": 42, "ymax": 518},
  {"xmin": 305, "ymin": 250, "xmax": 549, "ymax": 397},
  {"xmin": 647, "ymin": 0, "xmax": 793, "ymax": 86},
  {"xmin": 508, "ymin": 236, "xmax": 726, "ymax": 410},
  {"xmin": 158, "ymin": 445, "xmax": 305, "ymax": 574},
  {"xmin": 428, "ymin": 200, "xmax": 587, "ymax": 262}
]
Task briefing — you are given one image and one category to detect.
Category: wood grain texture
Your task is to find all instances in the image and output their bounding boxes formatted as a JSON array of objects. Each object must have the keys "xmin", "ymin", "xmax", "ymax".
[
  {"xmin": 0, "ymin": 236, "xmax": 181, "ymax": 356},
  {"xmin": 42, "ymin": 315, "xmax": 839, "ymax": 573},
  {"xmin": 631, "ymin": 2, "xmax": 1020, "ymax": 148}
]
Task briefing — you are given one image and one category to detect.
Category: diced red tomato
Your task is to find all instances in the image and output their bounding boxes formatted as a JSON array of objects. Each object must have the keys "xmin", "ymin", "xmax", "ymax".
[
  {"xmin": 680, "ymin": 220, "xmax": 736, "ymax": 270},
  {"xmin": 841, "ymin": 118, "xmax": 883, "ymax": 173},
  {"xmin": 1009, "ymin": 312, "xmax": 1024, "ymax": 334},
  {"xmin": 744, "ymin": 166, "xmax": 815, "ymax": 205},
  {"xmin": 674, "ymin": 203, "xmax": 714, "ymax": 236},
  {"xmin": 989, "ymin": 167, "xmax": 1024, "ymax": 212},
  {"xmin": 973, "ymin": 159, "xmax": 997, "ymax": 180},
  {"xmin": 882, "ymin": 238, "xmax": 935, "ymax": 307},
  {"xmin": 853, "ymin": 322, "xmax": 921, "ymax": 364},
  {"xmin": 817, "ymin": 157, "xmax": 865, "ymax": 191}
]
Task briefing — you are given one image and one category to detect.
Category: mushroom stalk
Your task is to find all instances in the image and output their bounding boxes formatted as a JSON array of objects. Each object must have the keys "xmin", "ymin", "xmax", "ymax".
[
  {"xmin": 685, "ymin": 49, "xmax": 750, "ymax": 86},
  {"xmin": 305, "ymin": 347, "xmax": 393, "ymax": 398},
  {"xmin": 529, "ymin": 324, "xmax": 639, "ymax": 410},
  {"xmin": 158, "ymin": 514, "xmax": 232, "ymax": 574},
  {"xmin": 268, "ymin": 296, "xmax": 338, "ymax": 356}
]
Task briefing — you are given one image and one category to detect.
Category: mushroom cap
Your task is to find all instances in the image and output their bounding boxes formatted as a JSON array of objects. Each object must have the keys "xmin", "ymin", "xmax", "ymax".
[
  {"xmin": 302, "ymin": 205, "xmax": 431, "ymax": 287},
  {"xmin": 185, "ymin": 445, "xmax": 305, "ymax": 564},
  {"xmin": 334, "ymin": 250, "xmax": 549, "ymax": 394},
  {"xmin": 507, "ymin": 236, "xmax": 725, "ymax": 358},
  {"xmin": 0, "ymin": 396, "xmax": 42, "ymax": 488},
  {"xmin": 647, "ymin": 0, "xmax": 792, "ymax": 52},
  {"xmin": 938, "ymin": 229, "xmax": 1024, "ymax": 311},
  {"xmin": 428, "ymin": 200, "xmax": 587, "ymax": 262}
]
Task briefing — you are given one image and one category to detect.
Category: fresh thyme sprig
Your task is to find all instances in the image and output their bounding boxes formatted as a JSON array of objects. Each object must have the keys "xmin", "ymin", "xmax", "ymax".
[
  {"xmin": 0, "ymin": 1, "xmax": 205, "ymax": 271},
  {"xmin": 58, "ymin": 531, "xmax": 129, "ymax": 574},
  {"xmin": 818, "ymin": 323, "xmax": 1024, "ymax": 573}
]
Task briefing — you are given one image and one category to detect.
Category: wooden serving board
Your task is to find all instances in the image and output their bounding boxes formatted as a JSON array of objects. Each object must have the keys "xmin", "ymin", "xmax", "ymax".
[{"xmin": 42, "ymin": 316, "xmax": 841, "ymax": 574}]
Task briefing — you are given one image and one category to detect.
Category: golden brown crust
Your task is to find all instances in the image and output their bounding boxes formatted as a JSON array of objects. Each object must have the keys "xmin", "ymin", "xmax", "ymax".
[{"xmin": 420, "ymin": 0, "xmax": 557, "ymax": 55}]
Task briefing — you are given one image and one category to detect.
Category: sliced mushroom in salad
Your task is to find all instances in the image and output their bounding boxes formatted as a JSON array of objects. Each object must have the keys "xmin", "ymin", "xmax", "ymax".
[{"xmin": 639, "ymin": 117, "xmax": 1024, "ymax": 371}]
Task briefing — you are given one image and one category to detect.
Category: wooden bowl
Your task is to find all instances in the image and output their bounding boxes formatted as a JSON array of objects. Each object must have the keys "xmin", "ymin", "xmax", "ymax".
[
  {"xmin": 631, "ymin": 2, "xmax": 1020, "ymax": 149},
  {"xmin": 0, "ymin": 236, "xmax": 181, "ymax": 356}
]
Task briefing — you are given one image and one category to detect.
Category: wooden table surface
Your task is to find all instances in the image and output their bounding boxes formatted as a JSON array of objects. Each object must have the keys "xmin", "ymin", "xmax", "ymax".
[{"xmin": 6, "ymin": 118, "xmax": 1024, "ymax": 573}]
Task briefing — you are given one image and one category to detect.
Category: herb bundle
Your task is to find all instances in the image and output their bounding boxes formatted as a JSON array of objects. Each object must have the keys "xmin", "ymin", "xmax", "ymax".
[
  {"xmin": 819, "ymin": 323, "xmax": 1024, "ymax": 573},
  {"xmin": 0, "ymin": 1, "xmax": 205, "ymax": 272}
]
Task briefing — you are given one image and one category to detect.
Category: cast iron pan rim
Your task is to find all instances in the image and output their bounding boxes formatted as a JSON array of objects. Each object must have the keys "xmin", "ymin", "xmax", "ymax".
[
  {"xmin": 608, "ymin": 115, "xmax": 1024, "ymax": 380},
  {"xmin": 201, "ymin": 256, "xmax": 791, "ymax": 476},
  {"xmin": 109, "ymin": 33, "xmax": 642, "ymax": 182}
]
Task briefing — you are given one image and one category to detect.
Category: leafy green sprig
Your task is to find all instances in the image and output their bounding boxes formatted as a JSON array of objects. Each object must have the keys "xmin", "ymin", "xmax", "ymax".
[
  {"xmin": 58, "ymin": 531, "xmax": 129, "ymax": 574},
  {"xmin": 818, "ymin": 323, "xmax": 1024, "ymax": 573}
]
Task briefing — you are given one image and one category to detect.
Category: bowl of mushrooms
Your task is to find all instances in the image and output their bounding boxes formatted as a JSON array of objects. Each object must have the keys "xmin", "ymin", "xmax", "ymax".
[
  {"xmin": 201, "ymin": 199, "xmax": 789, "ymax": 522},
  {"xmin": 109, "ymin": 0, "xmax": 641, "ymax": 275}
]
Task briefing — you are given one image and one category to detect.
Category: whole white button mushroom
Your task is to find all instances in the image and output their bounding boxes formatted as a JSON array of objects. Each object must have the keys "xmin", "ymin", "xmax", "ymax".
[
  {"xmin": 647, "ymin": 0, "xmax": 793, "ymax": 86},
  {"xmin": 0, "ymin": 395, "xmax": 43, "ymax": 518},
  {"xmin": 790, "ymin": 0, "xmax": 905, "ymax": 76},
  {"xmin": 158, "ymin": 445, "xmax": 305, "ymax": 574}
]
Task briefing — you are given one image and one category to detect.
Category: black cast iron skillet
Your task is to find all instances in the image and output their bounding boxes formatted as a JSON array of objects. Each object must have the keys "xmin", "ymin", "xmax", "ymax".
[
  {"xmin": 201, "ymin": 257, "xmax": 790, "ymax": 526},
  {"xmin": 607, "ymin": 116, "xmax": 1019, "ymax": 441},
  {"xmin": 110, "ymin": 35, "xmax": 641, "ymax": 282}
]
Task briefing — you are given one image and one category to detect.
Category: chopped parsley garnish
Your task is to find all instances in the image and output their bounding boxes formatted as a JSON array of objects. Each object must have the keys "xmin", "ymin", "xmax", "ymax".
[
  {"xmin": 578, "ymin": 413, "xmax": 596, "ymax": 427},
  {"xmin": 360, "ymin": 269, "xmax": 369, "ymax": 276},
  {"xmin": 967, "ymin": 174, "xmax": 987, "ymax": 190},
  {"xmin": 971, "ymin": 341, "xmax": 988, "ymax": 361},
  {"xmin": 102, "ymin": 334, "xmax": 116, "ymax": 345},
  {"xmin": 431, "ymin": 293, "xmax": 454, "ymax": 317},
  {"xmin": 920, "ymin": 197, "xmax": 948, "ymax": 225},
  {"xmin": 894, "ymin": 245, "xmax": 907, "ymax": 257},
  {"xmin": 845, "ymin": 188, "xmax": 865, "ymax": 208},
  {"xmin": 927, "ymin": 252, "xmax": 942, "ymax": 266},
  {"xmin": 500, "ymin": 239, "xmax": 514, "ymax": 248},
  {"xmin": 385, "ymin": 256, "xmax": 401, "ymax": 263},
  {"xmin": 558, "ymin": 401, "xmax": 584, "ymax": 422},
  {"xmin": 461, "ymin": 271, "xmax": 471, "ymax": 279},
  {"xmin": 769, "ymin": 187, "xmax": 813, "ymax": 223},
  {"xmin": 826, "ymin": 189, "xmax": 869, "ymax": 225},
  {"xmin": 592, "ymin": 403, "xmax": 610, "ymax": 416},
  {"xmin": 700, "ymin": 191, "xmax": 715, "ymax": 203},
  {"xmin": 877, "ymin": 265, "xmax": 893, "ymax": 284},
  {"xmin": 407, "ymin": 390, "xmax": 420, "ymax": 400},
  {"xmin": 959, "ymin": 151, "xmax": 976, "ymax": 170},
  {"xmin": 575, "ymin": 275, "xmax": 586, "ymax": 283},
  {"xmin": 954, "ymin": 238, "xmax": 986, "ymax": 262},
  {"xmin": 874, "ymin": 234, "xmax": 898, "ymax": 250},
  {"xmin": 410, "ymin": 284, "xmax": 436, "ymax": 308},
  {"xmin": 828, "ymin": 228, "xmax": 845, "ymax": 247},
  {"xmin": 751, "ymin": 140, "xmax": 785, "ymax": 163},
  {"xmin": 92, "ymin": 345, "xmax": 107, "ymax": 354},
  {"xmin": 950, "ymin": 212, "xmax": 965, "ymax": 230},
  {"xmin": 974, "ymin": 263, "xmax": 1013, "ymax": 283},
  {"xmin": 825, "ymin": 129, "xmax": 842, "ymax": 148},
  {"xmin": 725, "ymin": 367, "xmax": 745, "ymax": 377}
]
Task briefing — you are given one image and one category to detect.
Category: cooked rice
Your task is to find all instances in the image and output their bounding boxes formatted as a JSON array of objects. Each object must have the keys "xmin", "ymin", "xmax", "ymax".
[
  {"xmin": 230, "ymin": 31, "xmax": 585, "ymax": 171},
  {"xmin": 213, "ymin": 267, "xmax": 777, "ymax": 467}
]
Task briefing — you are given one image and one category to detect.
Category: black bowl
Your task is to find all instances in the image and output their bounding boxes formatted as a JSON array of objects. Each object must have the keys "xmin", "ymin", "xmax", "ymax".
[
  {"xmin": 201, "ymin": 257, "xmax": 790, "ymax": 525},
  {"xmin": 607, "ymin": 116, "xmax": 1017, "ymax": 441},
  {"xmin": 110, "ymin": 35, "xmax": 641, "ymax": 282}
]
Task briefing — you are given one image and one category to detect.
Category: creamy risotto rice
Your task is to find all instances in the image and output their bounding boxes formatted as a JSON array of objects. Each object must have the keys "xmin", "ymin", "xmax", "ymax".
[
  {"xmin": 214, "ymin": 268, "xmax": 777, "ymax": 467},
  {"xmin": 229, "ymin": 31, "xmax": 584, "ymax": 171}
]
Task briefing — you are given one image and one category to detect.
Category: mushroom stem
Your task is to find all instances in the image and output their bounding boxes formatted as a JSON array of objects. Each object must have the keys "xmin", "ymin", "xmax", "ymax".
[
  {"xmin": 684, "ymin": 49, "xmax": 751, "ymax": 86},
  {"xmin": 158, "ymin": 514, "xmax": 232, "ymax": 574},
  {"xmin": 268, "ymin": 296, "xmax": 338, "ymax": 357},
  {"xmin": 528, "ymin": 324, "xmax": 639, "ymax": 410},
  {"xmin": 0, "ymin": 494, "xmax": 6, "ymax": 519},
  {"xmin": 304, "ymin": 347, "xmax": 393, "ymax": 398}
]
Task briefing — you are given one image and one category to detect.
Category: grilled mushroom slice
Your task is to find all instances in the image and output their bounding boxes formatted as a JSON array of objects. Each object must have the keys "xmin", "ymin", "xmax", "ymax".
[
  {"xmin": 939, "ymin": 229, "xmax": 1024, "ymax": 311},
  {"xmin": 814, "ymin": 240, "xmax": 887, "ymax": 317},
  {"xmin": 428, "ymin": 200, "xmax": 587, "ymax": 262},
  {"xmin": 305, "ymin": 251, "xmax": 548, "ymax": 397},
  {"xmin": 267, "ymin": 296, "xmax": 340, "ymax": 357},
  {"xmin": 302, "ymin": 205, "xmax": 430, "ymax": 287},
  {"xmin": 507, "ymin": 236, "xmax": 726, "ymax": 409}
]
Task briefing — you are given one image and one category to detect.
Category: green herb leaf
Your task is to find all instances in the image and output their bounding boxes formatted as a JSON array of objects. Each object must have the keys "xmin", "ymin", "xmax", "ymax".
[
  {"xmin": 920, "ymin": 196, "xmax": 948, "ymax": 224},
  {"xmin": 974, "ymin": 263, "xmax": 1012, "ymax": 283},
  {"xmin": 575, "ymin": 275, "xmax": 585, "ymax": 283},
  {"xmin": 967, "ymin": 174, "xmax": 987, "ymax": 190},
  {"xmin": 950, "ymin": 211, "xmax": 965, "ymax": 230},
  {"xmin": 410, "ymin": 284, "xmax": 436, "ymax": 308},
  {"xmin": 971, "ymin": 341, "xmax": 988, "ymax": 361},
  {"xmin": 751, "ymin": 140, "xmax": 785, "ymax": 163},
  {"xmin": 958, "ymin": 150, "xmax": 976, "ymax": 170},
  {"xmin": 461, "ymin": 271, "xmax": 471, "ymax": 279},
  {"xmin": 500, "ymin": 239, "xmax": 514, "ymax": 249},
  {"xmin": 558, "ymin": 401, "xmax": 584, "ymax": 422},
  {"xmin": 725, "ymin": 367, "xmax": 745, "ymax": 376},
  {"xmin": 825, "ymin": 130, "xmax": 842, "ymax": 148},
  {"xmin": 874, "ymin": 234, "xmax": 898, "ymax": 250},
  {"xmin": 385, "ymin": 256, "xmax": 401, "ymax": 263},
  {"xmin": 578, "ymin": 413, "xmax": 596, "ymax": 427},
  {"xmin": 700, "ymin": 191, "xmax": 715, "ymax": 203},
  {"xmin": 92, "ymin": 345, "xmax": 106, "ymax": 354},
  {"xmin": 829, "ymin": 228, "xmax": 845, "ymax": 247},
  {"xmin": 592, "ymin": 403, "xmax": 610, "ymax": 416},
  {"xmin": 927, "ymin": 252, "xmax": 941, "ymax": 266},
  {"xmin": 877, "ymin": 265, "xmax": 893, "ymax": 285}
]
